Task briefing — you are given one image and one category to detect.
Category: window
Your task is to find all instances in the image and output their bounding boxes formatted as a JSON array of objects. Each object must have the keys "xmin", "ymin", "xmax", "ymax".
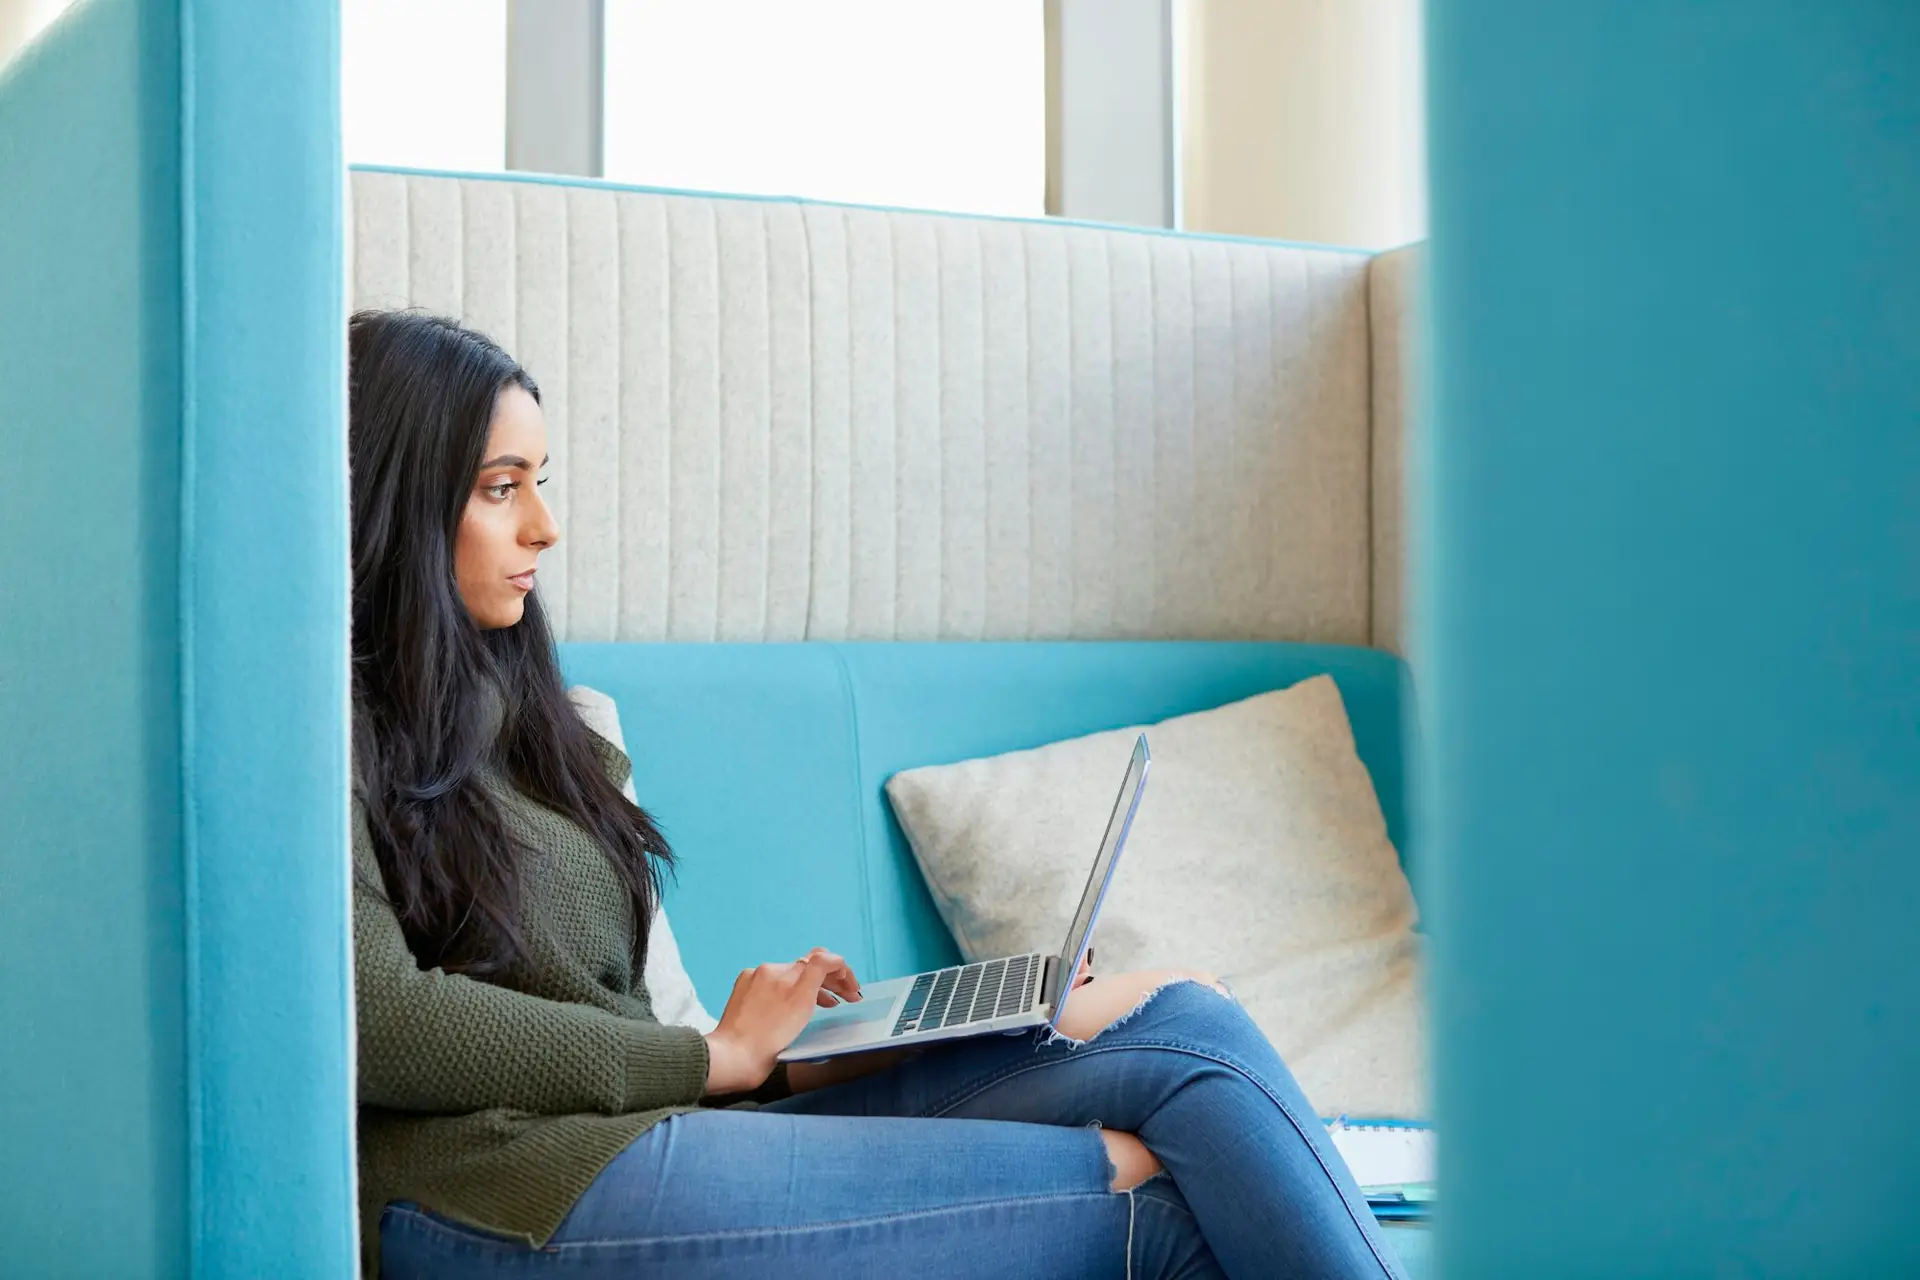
[
  {"xmin": 602, "ymin": 0, "xmax": 1044, "ymax": 217},
  {"xmin": 342, "ymin": 0, "xmax": 507, "ymax": 171}
]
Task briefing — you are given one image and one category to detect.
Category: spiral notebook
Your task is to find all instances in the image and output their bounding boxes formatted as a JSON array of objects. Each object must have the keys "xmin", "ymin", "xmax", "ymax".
[{"xmin": 1324, "ymin": 1117, "xmax": 1434, "ymax": 1193}]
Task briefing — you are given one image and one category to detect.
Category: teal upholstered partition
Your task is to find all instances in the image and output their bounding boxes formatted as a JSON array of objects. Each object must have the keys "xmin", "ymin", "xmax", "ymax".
[
  {"xmin": 561, "ymin": 641, "xmax": 1411, "ymax": 1004},
  {"xmin": 1425, "ymin": 2, "xmax": 1920, "ymax": 1276},
  {"xmin": 0, "ymin": 1, "xmax": 350, "ymax": 1275}
]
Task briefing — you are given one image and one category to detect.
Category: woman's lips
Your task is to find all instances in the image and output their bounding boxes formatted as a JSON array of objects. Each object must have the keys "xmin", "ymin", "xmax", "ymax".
[{"xmin": 508, "ymin": 571, "xmax": 536, "ymax": 592}]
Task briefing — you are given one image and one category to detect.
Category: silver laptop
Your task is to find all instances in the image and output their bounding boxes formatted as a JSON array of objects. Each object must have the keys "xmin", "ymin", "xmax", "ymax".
[{"xmin": 780, "ymin": 734, "xmax": 1151, "ymax": 1063}]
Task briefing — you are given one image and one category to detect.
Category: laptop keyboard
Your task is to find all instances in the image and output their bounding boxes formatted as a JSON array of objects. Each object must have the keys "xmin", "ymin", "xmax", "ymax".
[{"xmin": 890, "ymin": 954, "xmax": 1038, "ymax": 1037}]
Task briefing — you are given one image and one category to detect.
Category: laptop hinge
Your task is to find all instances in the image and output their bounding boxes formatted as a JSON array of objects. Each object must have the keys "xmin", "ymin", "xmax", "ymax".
[{"xmin": 1040, "ymin": 954, "xmax": 1061, "ymax": 1008}]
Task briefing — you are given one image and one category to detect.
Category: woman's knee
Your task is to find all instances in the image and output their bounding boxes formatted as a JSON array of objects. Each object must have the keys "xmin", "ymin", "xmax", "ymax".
[
  {"xmin": 1054, "ymin": 968, "xmax": 1233, "ymax": 1043},
  {"xmin": 1099, "ymin": 1129, "xmax": 1163, "ymax": 1191}
]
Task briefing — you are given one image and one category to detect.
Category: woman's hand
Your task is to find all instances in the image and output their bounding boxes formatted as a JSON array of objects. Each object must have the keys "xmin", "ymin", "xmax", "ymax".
[{"xmin": 703, "ymin": 947, "xmax": 862, "ymax": 1095}]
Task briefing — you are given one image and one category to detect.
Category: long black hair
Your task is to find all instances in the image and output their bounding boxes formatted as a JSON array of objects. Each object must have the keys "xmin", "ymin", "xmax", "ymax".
[{"xmin": 348, "ymin": 309, "xmax": 672, "ymax": 979}]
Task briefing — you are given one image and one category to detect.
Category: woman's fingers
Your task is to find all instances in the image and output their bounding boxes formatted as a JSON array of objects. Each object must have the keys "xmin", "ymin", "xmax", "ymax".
[
  {"xmin": 798, "ymin": 947, "xmax": 862, "ymax": 1005},
  {"xmin": 821, "ymin": 959, "xmax": 862, "ymax": 1003}
]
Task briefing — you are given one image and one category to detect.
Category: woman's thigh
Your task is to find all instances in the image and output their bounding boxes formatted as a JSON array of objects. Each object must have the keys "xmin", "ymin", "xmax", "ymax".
[{"xmin": 377, "ymin": 1109, "xmax": 1221, "ymax": 1280}]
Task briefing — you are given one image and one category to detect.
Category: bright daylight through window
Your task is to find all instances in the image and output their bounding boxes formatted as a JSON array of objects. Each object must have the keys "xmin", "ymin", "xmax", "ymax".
[
  {"xmin": 603, "ymin": 0, "xmax": 1044, "ymax": 216},
  {"xmin": 343, "ymin": 0, "xmax": 507, "ymax": 171}
]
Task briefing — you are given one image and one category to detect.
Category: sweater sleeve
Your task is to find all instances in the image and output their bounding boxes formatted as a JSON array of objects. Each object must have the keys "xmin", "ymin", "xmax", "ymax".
[{"xmin": 352, "ymin": 797, "xmax": 712, "ymax": 1116}]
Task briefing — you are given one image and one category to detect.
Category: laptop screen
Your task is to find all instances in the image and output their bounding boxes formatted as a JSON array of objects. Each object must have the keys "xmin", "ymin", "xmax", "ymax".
[{"xmin": 1047, "ymin": 734, "xmax": 1151, "ymax": 1020}]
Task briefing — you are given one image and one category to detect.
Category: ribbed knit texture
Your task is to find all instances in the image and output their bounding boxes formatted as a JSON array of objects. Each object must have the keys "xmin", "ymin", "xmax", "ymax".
[{"xmin": 353, "ymin": 732, "xmax": 785, "ymax": 1275}]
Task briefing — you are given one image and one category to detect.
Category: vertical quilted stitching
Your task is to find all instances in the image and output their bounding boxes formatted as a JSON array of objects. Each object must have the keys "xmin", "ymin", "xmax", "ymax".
[
  {"xmin": 1059, "ymin": 227, "xmax": 1075, "ymax": 636},
  {"xmin": 803, "ymin": 204, "xmax": 856, "ymax": 640},
  {"xmin": 931, "ymin": 220, "xmax": 984, "ymax": 642},
  {"xmin": 975, "ymin": 221, "xmax": 989, "ymax": 637},
  {"xmin": 1020, "ymin": 224, "xmax": 1035, "ymax": 638},
  {"xmin": 659, "ymin": 200, "xmax": 674, "ymax": 640},
  {"xmin": 1184, "ymin": 242, "xmax": 1200, "ymax": 633},
  {"xmin": 707, "ymin": 200, "xmax": 722, "ymax": 642},
  {"xmin": 1144, "ymin": 241, "xmax": 1159, "ymax": 638},
  {"xmin": 797, "ymin": 204, "xmax": 821, "ymax": 639},
  {"xmin": 1299, "ymin": 252, "xmax": 1323, "ymax": 636},
  {"xmin": 348, "ymin": 173, "xmax": 1383, "ymax": 645},
  {"xmin": 451, "ymin": 180, "xmax": 466, "ymax": 317},
  {"xmin": 558, "ymin": 191, "xmax": 573, "ymax": 638},
  {"xmin": 929, "ymin": 226, "xmax": 944, "ymax": 640},
  {"xmin": 1105, "ymin": 233, "xmax": 1121, "ymax": 637},
  {"xmin": 886, "ymin": 213, "xmax": 901, "ymax": 640},
  {"xmin": 612, "ymin": 197, "xmax": 623, "ymax": 637},
  {"xmin": 398, "ymin": 176, "xmax": 411, "ymax": 303},
  {"xmin": 1225, "ymin": 244, "xmax": 1241, "ymax": 636},
  {"xmin": 760, "ymin": 202, "xmax": 773, "ymax": 640},
  {"xmin": 933, "ymin": 223, "xmax": 946, "ymax": 637},
  {"xmin": 800, "ymin": 202, "xmax": 816, "ymax": 641},
  {"xmin": 1263, "ymin": 250, "xmax": 1282, "ymax": 637},
  {"xmin": 887, "ymin": 214, "xmax": 942, "ymax": 641},
  {"xmin": 1362, "ymin": 252, "xmax": 1379, "ymax": 648},
  {"xmin": 1103, "ymin": 235, "xmax": 1118, "ymax": 636},
  {"xmin": 664, "ymin": 197, "xmax": 725, "ymax": 641},
  {"xmin": 504, "ymin": 183, "xmax": 517, "ymax": 366}
]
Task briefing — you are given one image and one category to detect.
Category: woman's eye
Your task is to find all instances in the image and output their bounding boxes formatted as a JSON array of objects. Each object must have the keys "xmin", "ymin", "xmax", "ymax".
[{"xmin": 484, "ymin": 481, "xmax": 518, "ymax": 501}]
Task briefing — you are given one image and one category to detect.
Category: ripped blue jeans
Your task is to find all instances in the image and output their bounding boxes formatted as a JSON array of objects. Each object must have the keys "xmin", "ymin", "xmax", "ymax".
[{"xmin": 378, "ymin": 980, "xmax": 1410, "ymax": 1279}]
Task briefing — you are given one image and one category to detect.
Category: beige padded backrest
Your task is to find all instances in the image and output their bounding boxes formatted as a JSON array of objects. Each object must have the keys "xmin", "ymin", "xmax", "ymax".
[
  {"xmin": 349, "ymin": 170, "xmax": 1389, "ymax": 646},
  {"xmin": 1367, "ymin": 244, "xmax": 1420, "ymax": 657}
]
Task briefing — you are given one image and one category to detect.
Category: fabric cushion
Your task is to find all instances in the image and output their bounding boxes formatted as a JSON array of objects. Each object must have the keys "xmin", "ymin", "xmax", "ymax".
[
  {"xmin": 885, "ymin": 675, "xmax": 1425, "ymax": 1118},
  {"xmin": 567, "ymin": 685, "xmax": 719, "ymax": 1034}
]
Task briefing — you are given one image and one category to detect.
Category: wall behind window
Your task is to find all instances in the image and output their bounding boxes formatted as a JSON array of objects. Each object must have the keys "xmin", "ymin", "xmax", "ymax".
[
  {"xmin": 1180, "ymin": 0, "xmax": 1426, "ymax": 249},
  {"xmin": 0, "ymin": 0, "xmax": 76, "ymax": 69},
  {"xmin": 602, "ymin": 0, "xmax": 1044, "ymax": 216},
  {"xmin": 343, "ymin": 0, "xmax": 507, "ymax": 171}
]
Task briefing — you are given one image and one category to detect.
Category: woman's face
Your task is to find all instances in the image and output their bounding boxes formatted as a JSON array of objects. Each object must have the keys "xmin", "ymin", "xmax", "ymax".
[{"xmin": 455, "ymin": 385, "xmax": 559, "ymax": 629}]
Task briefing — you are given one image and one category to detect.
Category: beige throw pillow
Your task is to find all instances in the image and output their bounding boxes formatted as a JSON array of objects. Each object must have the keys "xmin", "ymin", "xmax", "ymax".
[
  {"xmin": 567, "ymin": 685, "xmax": 720, "ymax": 1035},
  {"xmin": 885, "ymin": 675, "xmax": 1427, "ymax": 1118}
]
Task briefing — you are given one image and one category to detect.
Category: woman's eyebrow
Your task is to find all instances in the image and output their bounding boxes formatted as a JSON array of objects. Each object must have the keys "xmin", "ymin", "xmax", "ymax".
[{"xmin": 477, "ymin": 453, "xmax": 550, "ymax": 471}]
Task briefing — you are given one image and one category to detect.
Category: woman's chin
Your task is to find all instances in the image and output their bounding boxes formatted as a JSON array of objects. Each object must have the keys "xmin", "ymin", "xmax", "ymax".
[{"xmin": 475, "ymin": 598, "xmax": 528, "ymax": 631}]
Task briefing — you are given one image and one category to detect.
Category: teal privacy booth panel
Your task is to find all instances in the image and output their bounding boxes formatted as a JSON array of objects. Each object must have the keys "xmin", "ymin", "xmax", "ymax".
[
  {"xmin": 0, "ymin": 1, "xmax": 186, "ymax": 1272},
  {"xmin": 1424, "ymin": 3, "xmax": 1920, "ymax": 1277},
  {"xmin": 561, "ymin": 642, "xmax": 1409, "ymax": 1004},
  {"xmin": 0, "ymin": 1, "xmax": 351, "ymax": 1277}
]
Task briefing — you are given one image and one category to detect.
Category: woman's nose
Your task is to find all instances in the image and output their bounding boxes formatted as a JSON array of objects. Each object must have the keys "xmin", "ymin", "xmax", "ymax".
[{"xmin": 525, "ymin": 485, "xmax": 560, "ymax": 549}]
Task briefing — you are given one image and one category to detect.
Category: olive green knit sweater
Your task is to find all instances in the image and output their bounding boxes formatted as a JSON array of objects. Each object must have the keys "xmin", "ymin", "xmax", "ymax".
[{"xmin": 353, "ymin": 736, "xmax": 785, "ymax": 1275}]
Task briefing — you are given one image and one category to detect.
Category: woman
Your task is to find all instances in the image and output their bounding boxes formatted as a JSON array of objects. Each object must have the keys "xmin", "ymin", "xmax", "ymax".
[{"xmin": 350, "ymin": 309, "xmax": 1408, "ymax": 1280}]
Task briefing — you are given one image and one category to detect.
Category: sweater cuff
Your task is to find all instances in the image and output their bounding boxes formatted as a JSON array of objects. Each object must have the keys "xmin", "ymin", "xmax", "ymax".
[{"xmin": 620, "ymin": 1021, "xmax": 711, "ymax": 1111}]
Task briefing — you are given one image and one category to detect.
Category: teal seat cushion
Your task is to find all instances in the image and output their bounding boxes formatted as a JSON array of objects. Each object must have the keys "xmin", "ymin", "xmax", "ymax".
[{"xmin": 559, "ymin": 641, "xmax": 1412, "ymax": 1008}]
